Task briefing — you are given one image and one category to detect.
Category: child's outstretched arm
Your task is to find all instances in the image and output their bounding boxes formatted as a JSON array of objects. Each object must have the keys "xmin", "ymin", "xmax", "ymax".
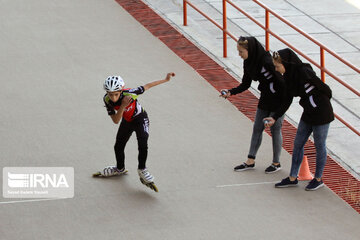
[{"xmin": 143, "ymin": 72, "xmax": 175, "ymax": 91}]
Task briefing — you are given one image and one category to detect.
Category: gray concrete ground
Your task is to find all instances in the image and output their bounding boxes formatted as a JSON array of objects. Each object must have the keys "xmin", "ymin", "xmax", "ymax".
[
  {"xmin": 0, "ymin": 0, "xmax": 359, "ymax": 239},
  {"xmin": 144, "ymin": 0, "xmax": 360, "ymax": 177}
]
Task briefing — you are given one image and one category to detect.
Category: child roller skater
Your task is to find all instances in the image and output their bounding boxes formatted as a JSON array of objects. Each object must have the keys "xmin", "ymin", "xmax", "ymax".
[{"xmin": 95, "ymin": 72, "xmax": 175, "ymax": 192}]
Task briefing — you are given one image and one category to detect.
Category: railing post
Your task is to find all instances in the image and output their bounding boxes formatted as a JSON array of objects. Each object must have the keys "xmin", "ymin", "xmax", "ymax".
[
  {"xmin": 320, "ymin": 47, "xmax": 325, "ymax": 82},
  {"xmin": 265, "ymin": 10, "xmax": 270, "ymax": 51},
  {"xmin": 223, "ymin": 0, "xmax": 227, "ymax": 57},
  {"xmin": 183, "ymin": 0, "xmax": 187, "ymax": 26}
]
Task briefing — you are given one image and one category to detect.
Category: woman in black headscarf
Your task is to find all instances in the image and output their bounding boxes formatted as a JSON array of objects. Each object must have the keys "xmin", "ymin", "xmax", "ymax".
[
  {"xmin": 266, "ymin": 48, "xmax": 334, "ymax": 191},
  {"xmin": 220, "ymin": 36, "xmax": 287, "ymax": 174}
]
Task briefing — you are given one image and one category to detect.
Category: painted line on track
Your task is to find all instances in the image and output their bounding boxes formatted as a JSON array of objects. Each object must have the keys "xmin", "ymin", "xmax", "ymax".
[
  {"xmin": 216, "ymin": 181, "xmax": 279, "ymax": 188},
  {"xmin": 0, "ymin": 198, "xmax": 69, "ymax": 205}
]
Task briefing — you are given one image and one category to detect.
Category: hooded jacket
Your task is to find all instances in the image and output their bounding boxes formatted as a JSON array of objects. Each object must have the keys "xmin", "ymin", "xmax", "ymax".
[
  {"xmin": 229, "ymin": 37, "xmax": 286, "ymax": 113},
  {"xmin": 273, "ymin": 48, "xmax": 334, "ymax": 125}
]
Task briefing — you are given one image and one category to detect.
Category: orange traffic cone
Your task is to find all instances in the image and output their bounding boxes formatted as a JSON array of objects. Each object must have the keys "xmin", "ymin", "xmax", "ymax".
[{"xmin": 298, "ymin": 156, "xmax": 313, "ymax": 181}]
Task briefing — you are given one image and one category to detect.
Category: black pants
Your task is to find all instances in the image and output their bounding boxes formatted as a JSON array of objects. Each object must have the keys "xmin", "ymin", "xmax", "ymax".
[{"xmin": 114, "ymin": 112, "xmax": 149, "ymax": 170}]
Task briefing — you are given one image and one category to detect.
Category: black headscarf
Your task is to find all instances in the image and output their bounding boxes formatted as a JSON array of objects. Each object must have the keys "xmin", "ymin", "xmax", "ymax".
[
  {"xmin": 242, "ymin": 37, "xmax": 268, "ymax": 78},
  {"xmin": 277, "ymin": 48, "xmax": 332, "ymax": 98},
  {"xmin": 277, "ymin": 48, "xmax": 305, "ymax": 95},
  {"xmin": 277, "ymin": 48, "xmax": 303, "ymax": 76}
]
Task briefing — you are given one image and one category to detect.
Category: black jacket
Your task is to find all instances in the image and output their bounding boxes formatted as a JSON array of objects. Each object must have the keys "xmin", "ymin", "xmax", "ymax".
[
  {"xmin": 229, "ymin": 37, "xmax": 287, "ymax": 114},
  {"xmin": 273, "ymin": 48, "xmax": 334, "ymax": 125}
]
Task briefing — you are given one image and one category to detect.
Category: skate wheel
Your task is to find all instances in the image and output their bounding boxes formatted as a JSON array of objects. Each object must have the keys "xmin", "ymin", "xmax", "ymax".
[
  {"xmin": 139, "ymin": 178, "xmax": 158, "ymax": 192},
  {"xmin": 151, "ymin": 183, "xmax": 158, "ymax": 192},
  {"xmin": 92, "ymin": 172, "xmax": 102, "ymax": 177}
]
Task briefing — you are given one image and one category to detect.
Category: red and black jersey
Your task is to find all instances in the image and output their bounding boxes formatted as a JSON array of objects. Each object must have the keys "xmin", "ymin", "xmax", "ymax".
[{"xmin": 103, "ymin": 86, "xmax": 145, "ymax": 122}]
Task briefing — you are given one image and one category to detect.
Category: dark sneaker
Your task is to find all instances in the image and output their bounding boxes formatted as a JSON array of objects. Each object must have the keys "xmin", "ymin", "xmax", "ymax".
[
  {"xmin": 305, "ymin": 178, "xmax": 324, "ymax": 191},
  {"xmin": 234, "ymin": 162, "xmax": 255, "ymax": 172},
  {"xmin": 265, "ymin": 163, "xmax": 281, "ymax": 174},
  {"xmin": 275, "ymin": 177, "xmax": 298, "ymax": 188}
]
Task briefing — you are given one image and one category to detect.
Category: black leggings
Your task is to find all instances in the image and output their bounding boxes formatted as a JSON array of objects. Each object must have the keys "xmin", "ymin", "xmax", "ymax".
[{"xmin": 114, "ymin": 112, "xmax": 149, "ymax": 170}]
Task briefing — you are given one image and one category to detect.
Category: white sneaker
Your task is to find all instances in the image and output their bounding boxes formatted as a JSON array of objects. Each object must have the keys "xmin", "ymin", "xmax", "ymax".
[
  {"xmin": 102, "ymin": 166, "xmax": 125, "ymax": 177},
  {"xmin": 137, "ymin": 168, "xmax": 154, "ymax": 183}
]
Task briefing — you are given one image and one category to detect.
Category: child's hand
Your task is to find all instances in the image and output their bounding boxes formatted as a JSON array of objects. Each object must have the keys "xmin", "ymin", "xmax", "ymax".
[
  {"xmin": 121, "ymin": 95, "xmax": 133, "ymax": 107},
  {"xmin": 165, "ymin": 72, "xmax": 175, "ymax": 81}
]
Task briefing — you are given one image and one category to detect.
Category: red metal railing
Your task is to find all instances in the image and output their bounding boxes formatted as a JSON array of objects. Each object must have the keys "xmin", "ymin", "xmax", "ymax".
[{"xmin": 183, "ymin": 0, "xmax": 360, "ymax": 136}]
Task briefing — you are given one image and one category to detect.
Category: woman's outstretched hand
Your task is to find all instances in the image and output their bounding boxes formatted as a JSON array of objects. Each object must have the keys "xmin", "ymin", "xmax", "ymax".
[
  {"xmin": 263, "ymin": 117, "xmax": 275, "ymax": 127},
  {"xmin": 219, "ymin": 89, "xmax": 230, "ymax": 99}
]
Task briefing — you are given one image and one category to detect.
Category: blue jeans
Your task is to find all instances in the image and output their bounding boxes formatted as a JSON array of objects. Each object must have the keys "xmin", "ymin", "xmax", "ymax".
[
  {"xmin": 290, "ymin": 120, "xmax": 330, "ymax": 179},
  {"xmin": 248, "ymin": 108, "xmax": 284, "ymax": 163}
]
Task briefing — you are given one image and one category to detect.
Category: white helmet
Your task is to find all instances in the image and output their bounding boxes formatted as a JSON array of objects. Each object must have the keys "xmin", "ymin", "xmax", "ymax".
[{"xmin": 103, "ymin": 76, "xmax": 125, "ymax": 92}]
